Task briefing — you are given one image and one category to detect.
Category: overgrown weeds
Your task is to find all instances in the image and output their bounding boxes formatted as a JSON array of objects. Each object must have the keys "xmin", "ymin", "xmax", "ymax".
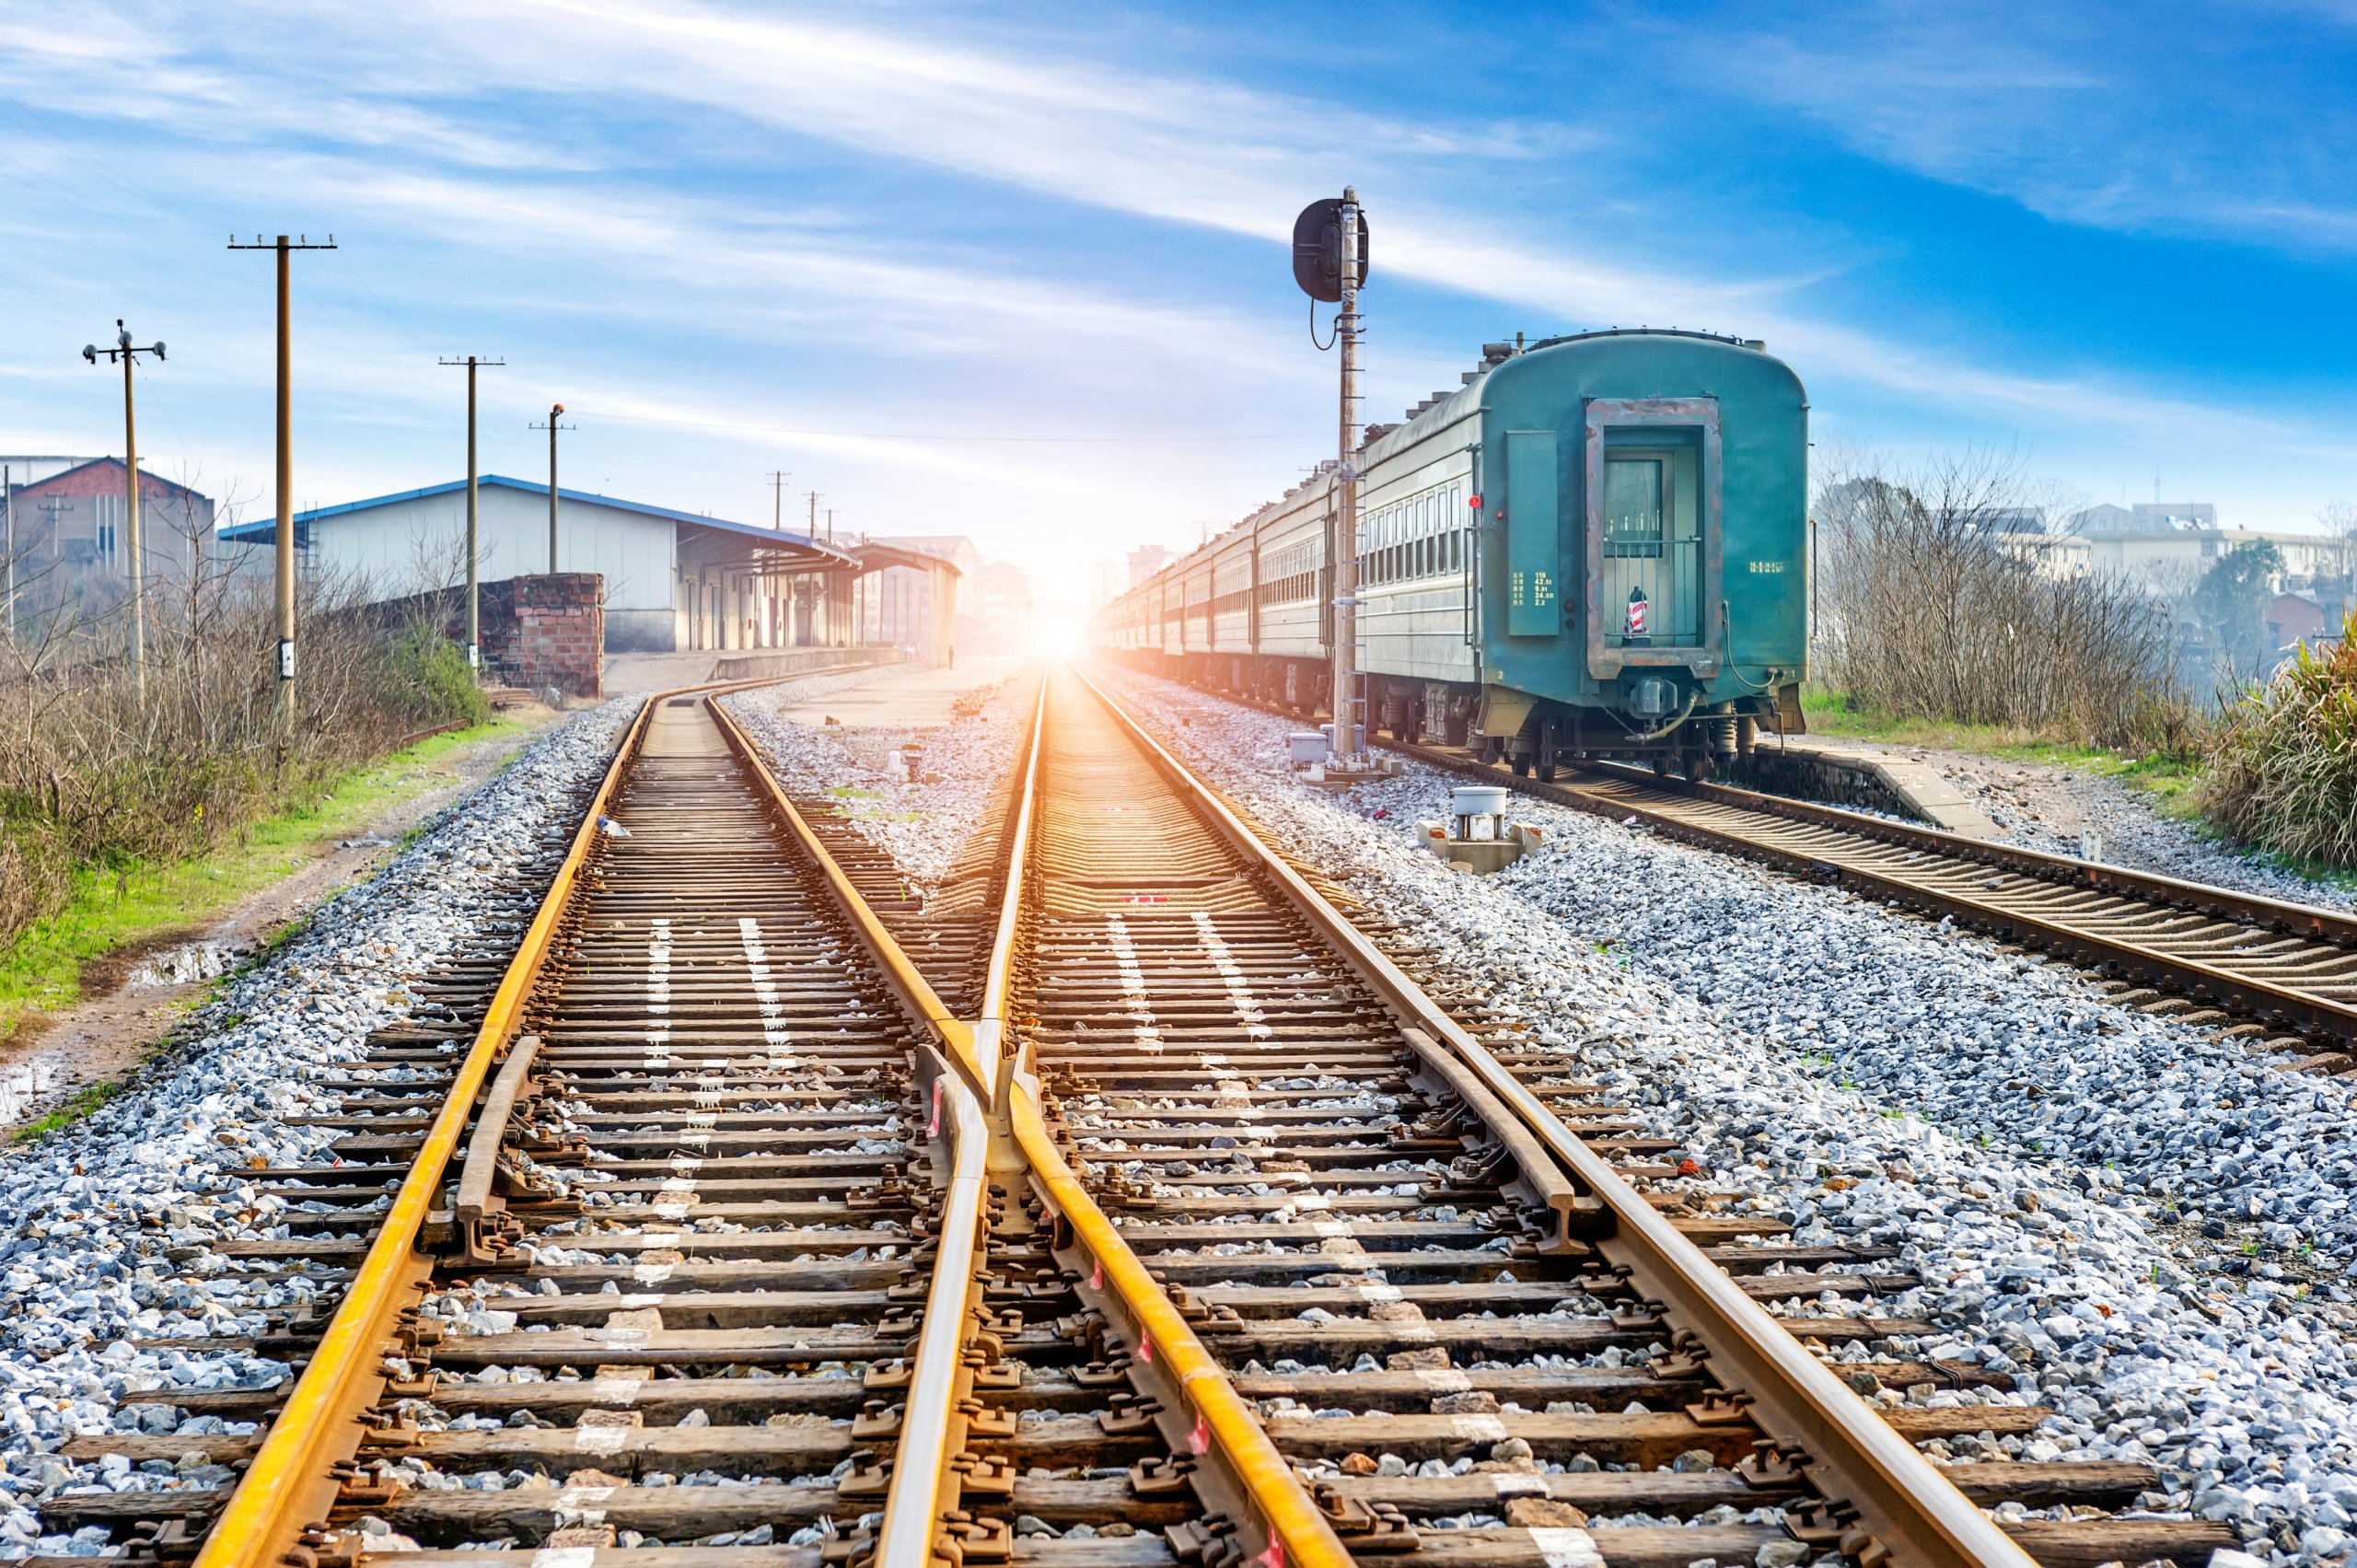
[
  {"xmin": 0, "ymin": 502, "xmax": 486, "ymax": 951},
  {"xmin": 1814, "ymin": 450, "xmax": 2190, "ymax": 749},
  {"xmin": 2197, "ymin": 614, "xmax": 2357, "ymax": 869}
]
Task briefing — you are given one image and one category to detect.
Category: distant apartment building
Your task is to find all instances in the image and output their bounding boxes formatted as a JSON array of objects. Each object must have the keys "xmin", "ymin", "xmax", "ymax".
[
  {"xmin": 970, "ymin": 560, "xmax": 1031, "ymax": 649},
  {"xmin": 1127, "ymin": 543, "xmax": 1173, "ymax": 588},
  {"xmin": 2070, "ymin": 502, "xmax": 2345, "ymax": 590},
  {"xmin": 1973, "ymin": 507, "xmax": 2093, "ymax": 580},
  {"xmin": 2, "ymin": 457, "xmax": 218, "ymax": 605}
]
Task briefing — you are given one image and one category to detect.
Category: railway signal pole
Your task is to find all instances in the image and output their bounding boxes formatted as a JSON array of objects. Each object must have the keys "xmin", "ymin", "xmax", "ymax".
[
  {"xmin": 529, "ymin": 404, "xmax": 574, "ymax": 573},
  {"xmin": 437, "ymin": 354, "xmax": 503, "ymax": 668},
  {"xmin": 82, "ymin": 320, "xmax": 167, "ymax": 701},
  {"xmin": 231, "ymin": 234, "xmax": 335, "ymax": 721},
  {"xmin": 1292, "ymin": 188, "xmax": 1370, "ymax": 765},
  {"xmin": 1334, "ymin": 189, "xmax": 1365, "ymax": 765}
]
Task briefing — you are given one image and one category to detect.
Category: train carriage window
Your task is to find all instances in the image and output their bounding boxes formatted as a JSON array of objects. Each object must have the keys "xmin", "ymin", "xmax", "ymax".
[
  {"xmin": 1602, "ymin": 437, "xmax": 1703, "ymax": 646},
  {"xmin": 1604, "ymin": 458, "xmax": 1666, "ymax": 558}
]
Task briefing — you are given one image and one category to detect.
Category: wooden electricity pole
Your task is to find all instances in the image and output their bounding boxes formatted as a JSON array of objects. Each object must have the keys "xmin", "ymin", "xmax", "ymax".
[
  {"xmin": 437, "ymin": 354, "xmax": 503, "ymax": 668},
  {"xmin": 82, "ymin": 320, "xmax": 167, "ymax": 699},
  {"xmin": 230, "ymin": 233, "xmax": 336, "ymax": 720},
  {"xmin": 529, "ymin": 404, "xmax": 574, "ymax": 573}
]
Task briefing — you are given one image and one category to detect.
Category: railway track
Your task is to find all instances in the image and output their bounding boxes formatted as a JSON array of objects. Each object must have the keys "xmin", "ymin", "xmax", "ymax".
[
  {"xmin": 1122, "ymin": 668, "xmax": 2357, "ymax": 1063},
  {"xmin": 1371, "ymin": 738, "xmax": 2357, "ymax": 1064},
  {"xmin": 43, "ymin": 665, "xmax": 2245, "ymax": 1568},
  {"xmin": 999, "ymin": 668, "xmax": 2228, "ymax": 1568}
]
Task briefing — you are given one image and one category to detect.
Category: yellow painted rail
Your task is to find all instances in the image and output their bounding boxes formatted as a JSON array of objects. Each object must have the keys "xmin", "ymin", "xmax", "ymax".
[
  {"xmin": 1006, "ymin": 1077, "xmax": 1354, "ymax": 1568},
  {"xmin": 193, "ymin": 691, "xmax": 659, "ymax": 1568}
]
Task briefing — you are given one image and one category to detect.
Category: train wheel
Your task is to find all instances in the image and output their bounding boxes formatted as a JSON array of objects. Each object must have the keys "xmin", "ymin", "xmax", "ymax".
[
  {"xmin": 1651, "ymin": 755, "xmax": 1670, "ymax": 780},
  {"xmin": 1510, "ymin": 755, "xmax": 1532, "ymax": 777},
  {"xmin": 1536, "ymin": 761, "xmax": 1558, "ymax": 782}
]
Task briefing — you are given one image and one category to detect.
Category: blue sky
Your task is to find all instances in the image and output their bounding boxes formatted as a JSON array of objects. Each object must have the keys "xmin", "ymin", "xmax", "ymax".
[{"xmin": 3, "ymin": 0, "xmax": 2354, "ymax": 603}]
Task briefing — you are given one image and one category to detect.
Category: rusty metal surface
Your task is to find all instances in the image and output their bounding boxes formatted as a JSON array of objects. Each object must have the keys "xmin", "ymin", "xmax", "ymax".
[{"xmin": 1015, "ymin": 664, "xmax": 2234, "ymax": 1568}]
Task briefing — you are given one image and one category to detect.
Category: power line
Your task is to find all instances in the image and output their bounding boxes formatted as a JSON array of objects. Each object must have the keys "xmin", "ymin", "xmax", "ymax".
[{"xmin": 567, "ymin": 409, "xmax": 1324, "ymax": 444}]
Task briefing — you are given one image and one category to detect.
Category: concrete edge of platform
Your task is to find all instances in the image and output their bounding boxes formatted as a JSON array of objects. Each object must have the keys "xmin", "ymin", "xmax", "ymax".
[{"xmin": 1736, "ymin": 738, "xmax": 2004, "ymax": 840}]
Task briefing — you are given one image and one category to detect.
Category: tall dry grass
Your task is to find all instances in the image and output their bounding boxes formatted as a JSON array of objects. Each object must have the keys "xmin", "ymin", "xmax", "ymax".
[
  {"xmin": 0, "ymin": 506, "xmax": 486, "ymax": 948},
  {"xmin": 1814, "ymin": 452, "xmax": 2191, "ymax": 751},
  {"xmin": 2197, "ymin": 614, "xmax": 2357, "ymax": 869}
]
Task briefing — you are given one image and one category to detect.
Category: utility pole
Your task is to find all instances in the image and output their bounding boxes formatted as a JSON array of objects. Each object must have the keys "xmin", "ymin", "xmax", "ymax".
[
  {"xmin": 801, "ymin": 494, "xmax": 822, "ymax": 645},
  {"xmin": 81, "ymin": 320, "xmax": 167, "ymax": 700},
  {"xmin": 437, "ymin": 354, "xmax": 503, "ymax": 668},
  {"xmin": 2, "ymin": 466, "xmax": 12, "ymax": 643},
  {"xmin": 1331, "ymin": 187, "xmax": 1365, "ymax": 764},
  {"xmin": 768, "ymin": 470, "xmax": 790, "ymax": 529},
  {"xmin": 528, "ymin": 404, "xmax": 574, "ymax": 573},
  {"xmin": 231, "ymin": 233, "xmax": 335, "ymax": 720}
]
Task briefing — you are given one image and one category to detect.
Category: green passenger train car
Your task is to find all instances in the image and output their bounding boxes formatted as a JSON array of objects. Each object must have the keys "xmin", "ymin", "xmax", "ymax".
[{"xmin": 1091, "ymin": 328, "xmax": 1810, "ymax": 775}]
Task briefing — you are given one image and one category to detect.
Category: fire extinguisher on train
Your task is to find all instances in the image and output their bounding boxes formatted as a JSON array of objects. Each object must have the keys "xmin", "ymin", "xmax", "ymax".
[{"xmin": 1625, "ymin": 584, "xmax": 1649, "ymax": 641}]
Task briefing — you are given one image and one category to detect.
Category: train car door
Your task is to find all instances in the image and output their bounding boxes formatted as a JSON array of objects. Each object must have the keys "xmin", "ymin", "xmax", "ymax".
[{"xmin": 1581, "ymin": 398, "xmax": 1724, "ymax": 683}]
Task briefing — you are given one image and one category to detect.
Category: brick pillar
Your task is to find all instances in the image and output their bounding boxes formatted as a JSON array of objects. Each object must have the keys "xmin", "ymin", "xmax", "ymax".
[{"xmin": 504, "ymin": 572, "xmax": 604, "ymax": 699}]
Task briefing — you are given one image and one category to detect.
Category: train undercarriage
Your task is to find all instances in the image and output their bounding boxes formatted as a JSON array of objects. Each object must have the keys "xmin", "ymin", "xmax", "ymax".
[{"xmin": 1110, "ymin": 647, "xmax": 1801, "ymax": 782}]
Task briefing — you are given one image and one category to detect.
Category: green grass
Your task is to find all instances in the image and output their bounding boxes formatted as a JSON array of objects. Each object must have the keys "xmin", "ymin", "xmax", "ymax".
[
  {"xmin": 12, "ymin": 1080, "xmax": 123, "ymax": 1143},
  {"xmin": 0, "ymin": 718, "xmax": 530, "ymax": 1041}
]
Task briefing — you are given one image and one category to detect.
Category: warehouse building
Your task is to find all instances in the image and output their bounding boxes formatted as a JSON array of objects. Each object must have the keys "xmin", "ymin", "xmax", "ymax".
[{"xmin": 219, "ymin": 475, "xmax": 958, "ymax": 659}]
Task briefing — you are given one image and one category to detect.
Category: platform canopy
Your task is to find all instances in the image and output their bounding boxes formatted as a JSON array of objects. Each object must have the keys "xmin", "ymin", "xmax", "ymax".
[{"xmin": 844, "ymin": 540, "xmax": 966, "ymax": 581}]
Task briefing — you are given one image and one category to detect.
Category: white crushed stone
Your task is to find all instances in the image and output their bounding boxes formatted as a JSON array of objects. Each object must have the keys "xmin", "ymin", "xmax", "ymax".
[
  {"xmin": 724, "ymin": 674, "xmax": 1032, "ymax": 890},
  {"xmin": 1092, "ymin": 664, "xmax": 2357, "ymax": 1566}
]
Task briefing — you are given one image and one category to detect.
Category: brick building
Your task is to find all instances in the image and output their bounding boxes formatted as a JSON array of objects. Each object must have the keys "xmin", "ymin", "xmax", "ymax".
[{"xmin": 1, "ymin": 457, "xmax": 217, "ymax": 606}]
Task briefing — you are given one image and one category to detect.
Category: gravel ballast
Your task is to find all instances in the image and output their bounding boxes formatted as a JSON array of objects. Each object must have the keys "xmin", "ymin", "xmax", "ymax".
[
  {"xmin": 1088, "ymin": 665, "xmax": 2357, "ymax": 1566},
  {"xmin": 725, "ymin": 673, "xmax": 1033, "ymax": 890}
]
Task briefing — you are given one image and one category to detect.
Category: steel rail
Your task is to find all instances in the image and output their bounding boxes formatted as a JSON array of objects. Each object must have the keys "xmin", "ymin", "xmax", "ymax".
[
  {"xmin": 1603, "ymin": 762, "xmax": 2357, "ymax": 947},
  {"xmin": 704, "ymin": 692, "xmax": 1004, "ymax": 1564},
  {"xmin": 970, "ymin": 672, "xmax": 1355, "ymax": 1568},
  {"xmin": 192, "ymin": 688, "xmax": 660, "ymax": 1568},
  {"xmin": 1130, "ymin": 666, "xmax": 2357, "ymax": 1047},
  {"xmin": 971, "ymin": 675, "xmax": 1048, "ymax": 1100},
  {"xmin": 707, "ymin": 695, "xmax": 985, "ymax": 1089},
  {"xmin": 1003, "ymin": 1075, "xmax": 1357, "ymax": 1568},
  {"xmin": 192, "ymin": 665, "xmax": 947, "ymax": 1568},
  {"xmin": 1068, "ymin": 665, "xmax": 2040, "ymax": 1568},
  {"xmin": 874, "ymin": 1047, "xmax": 991, "ymax": 1568},
  {"xmin": 728, "ymin": 671, "xmax": 1343, "ymax": 1566},
  {"xmin": 1403, "ymin": 742, "xmax": 2357, "ymax": 1045}
]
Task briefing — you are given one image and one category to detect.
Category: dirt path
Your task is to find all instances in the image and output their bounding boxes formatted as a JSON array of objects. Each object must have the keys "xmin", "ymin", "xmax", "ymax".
[{"xmin": 0, "ymin": 708, "xmax": 568, "ymax": 1132}]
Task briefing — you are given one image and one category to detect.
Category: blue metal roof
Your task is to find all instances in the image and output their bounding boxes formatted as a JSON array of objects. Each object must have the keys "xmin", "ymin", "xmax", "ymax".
[{"xmin": 219, "ymin": 474, "xmax": 860, "ymax": 567}]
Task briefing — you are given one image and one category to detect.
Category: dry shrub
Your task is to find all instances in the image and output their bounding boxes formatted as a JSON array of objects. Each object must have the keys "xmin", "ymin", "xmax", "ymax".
[
  {"xmin": 0, "ymin": 501, "xmax": 488, "ymax": 947},
  {"xmin": 2197, "ymin": 614, "xmax": 2357, "ymax": 869},
  {"xmin": 1815, "ymin": 451, "xmax": 2187, "ymax": 748}
]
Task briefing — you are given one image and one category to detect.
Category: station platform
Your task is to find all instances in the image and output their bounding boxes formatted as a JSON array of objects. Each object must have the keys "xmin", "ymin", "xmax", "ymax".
[{"xmin": 765, "ymin": 656, "xmax": 1029, "ymax": 727}]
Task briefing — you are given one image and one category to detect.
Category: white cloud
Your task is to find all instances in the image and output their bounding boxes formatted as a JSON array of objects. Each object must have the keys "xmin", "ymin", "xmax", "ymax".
[{"xmin": 2, "ymin": 0, "xmax": 2351, "ymax": 542}]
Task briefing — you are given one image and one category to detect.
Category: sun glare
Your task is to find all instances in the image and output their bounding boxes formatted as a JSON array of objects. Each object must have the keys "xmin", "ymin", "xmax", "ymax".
[{"xmin": 1026, "ymin": 616, "xmax": 1089, "ymax": 659}]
